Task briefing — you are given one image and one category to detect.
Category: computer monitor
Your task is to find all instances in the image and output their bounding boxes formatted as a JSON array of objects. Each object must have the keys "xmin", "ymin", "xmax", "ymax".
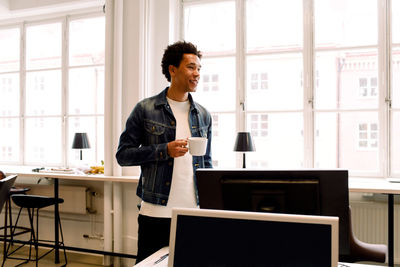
[
  {"xmin": 169, "ymin": 208, "xmax": 339, "ymax": 267},
  {"xmin": 196, "ymin": 169, "xmax": 350, "ymax": 257}
]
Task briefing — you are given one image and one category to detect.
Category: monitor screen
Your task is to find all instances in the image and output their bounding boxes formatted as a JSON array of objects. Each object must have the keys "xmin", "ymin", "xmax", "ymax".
[
  {"xmin": 196, "ymin": 169, "xmax": 350, "ymax": 257},
  {"xmin": 169, "ymin": 208, "xmax": 339, "ymax": 267}
]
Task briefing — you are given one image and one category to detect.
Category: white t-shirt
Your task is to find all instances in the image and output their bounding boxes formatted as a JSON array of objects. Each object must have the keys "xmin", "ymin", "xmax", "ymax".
[{"xmin": 139, "ymin": 97, "xmax": 197, "ymax": 218}]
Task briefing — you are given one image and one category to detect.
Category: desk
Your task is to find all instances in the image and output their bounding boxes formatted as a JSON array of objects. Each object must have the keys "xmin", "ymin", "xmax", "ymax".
[
  {"xmin": 349, "ymin": 178, "xmax": 400, "ymax": 267},
  {"xmin": 3, "ymin": 168, "xmax": 139, "ymax": 263}
]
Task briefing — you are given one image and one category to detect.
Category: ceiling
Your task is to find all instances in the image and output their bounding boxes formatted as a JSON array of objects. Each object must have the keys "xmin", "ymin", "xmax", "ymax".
[{"xmin": 0, "ymin": 0, "xmax": 102, "ymax": 20}]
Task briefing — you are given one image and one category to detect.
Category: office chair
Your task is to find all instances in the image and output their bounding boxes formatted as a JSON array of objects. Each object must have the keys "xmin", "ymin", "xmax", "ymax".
[
  {"xmin": 0, "ymin": 175, "xmax": 17, "ymax": 215},
  {"xmin": 340, "ymin": 206, "xmax": 387, "ymax": 263}
]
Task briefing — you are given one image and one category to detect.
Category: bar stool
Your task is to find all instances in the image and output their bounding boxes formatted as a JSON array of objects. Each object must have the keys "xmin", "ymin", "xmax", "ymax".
[
  {"xmin": 0, "ymin": 187, "xmax": 31, "ymax": 243},
  {"xmin": 3, "ymin": 194, "xmax": 68, "ymax": 267}
]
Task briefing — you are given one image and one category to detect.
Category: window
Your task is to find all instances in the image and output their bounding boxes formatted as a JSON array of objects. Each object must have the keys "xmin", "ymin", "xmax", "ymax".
[
  {"xmin": 358, "ymin": 122, "xmax": 378, "ymax": 149},
  {"xmin": 212, "ymin": 114, "xmax": 219, "ymax": 137},
  {"xmin": 250, "ymin": 72, "xmax": 268, "ymax": 90},
  {"xmin": 359, "ymin": 77, "xmax": 378, "ymax": 98},
  {"xmin": 249, "ymin": 114, "xmax": 268, "ymax": 137},
  {"xmin": 0, "ymin": 14, "xmax": 105, "ymax": 166},
  {"xmin": 183, "ymin": 0, "xmax": 396, "ymax": 177},
  {"xmin": 202, "ymin": 74, "xmax": 219, "ymax": 92}
]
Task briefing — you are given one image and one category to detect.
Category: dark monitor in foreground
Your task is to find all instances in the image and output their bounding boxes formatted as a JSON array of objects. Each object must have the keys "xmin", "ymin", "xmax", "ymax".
[
  {"xmin": 196, "ymin": 169, "xmax": 350, "ymax": 257},
  {"xmin": 169, "ymin": 208, "xmax": 339, "ymax": 267}
]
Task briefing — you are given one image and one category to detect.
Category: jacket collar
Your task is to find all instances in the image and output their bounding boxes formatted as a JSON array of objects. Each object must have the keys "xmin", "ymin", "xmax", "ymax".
[{"xmin": 155, "ymin": 87, "xmax": 198, "ymax": 113}]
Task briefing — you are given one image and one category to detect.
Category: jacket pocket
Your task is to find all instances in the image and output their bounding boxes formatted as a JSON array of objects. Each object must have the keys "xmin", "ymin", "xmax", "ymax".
[{"xmin": 144, "ymin": 120, "xmax": 166, "ymax": 144}]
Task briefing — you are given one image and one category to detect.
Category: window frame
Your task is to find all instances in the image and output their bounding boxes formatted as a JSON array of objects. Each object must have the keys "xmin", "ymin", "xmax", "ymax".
[
  {"xmin": 0, "ymin": 10, "xmax": 105, "ymax": 167},
  {"xmin": 181, "ymin": 0, "xmax": 394, "ymax": 178}
]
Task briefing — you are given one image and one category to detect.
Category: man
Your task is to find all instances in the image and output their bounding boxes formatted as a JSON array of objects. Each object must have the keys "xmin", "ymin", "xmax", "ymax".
[{"xmin": 116, "ymin": 41, "xmax": 212, "ymax": 262}]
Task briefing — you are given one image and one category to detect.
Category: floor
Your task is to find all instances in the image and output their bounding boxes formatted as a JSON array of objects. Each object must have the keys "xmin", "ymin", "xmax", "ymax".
[
  {"xmin": 0, "ymin": 245, "xmax": 109, "ymax": 267},
  {"xmin": 2, "ymin": 258, "xmax": 103, "ymax": 267}
]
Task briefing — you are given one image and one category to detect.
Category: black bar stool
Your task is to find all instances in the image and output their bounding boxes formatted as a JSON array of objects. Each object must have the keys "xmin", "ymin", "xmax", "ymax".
[
  {"xmin": 0, "ymin": 187, "xmax": 31, "ymax": 243},
  {"xmin": 3, "ymin": 194, "xmax": 68, "ymax": 267}
]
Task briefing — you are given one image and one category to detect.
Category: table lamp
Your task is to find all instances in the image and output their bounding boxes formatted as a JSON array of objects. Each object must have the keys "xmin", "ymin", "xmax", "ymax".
[
  {"xmin": 72, "ymin": 132, "xmax": 90, "ymax": 161},
  {"xmin": 233, "ymin": 132, "xmax": 255, "ymax": 168}
]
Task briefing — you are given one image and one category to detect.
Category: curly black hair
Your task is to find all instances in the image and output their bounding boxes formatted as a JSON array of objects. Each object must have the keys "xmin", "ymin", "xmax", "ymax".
[{"xmin": 161, "ymin": 41, "xmax": 202, "ymax": 82}]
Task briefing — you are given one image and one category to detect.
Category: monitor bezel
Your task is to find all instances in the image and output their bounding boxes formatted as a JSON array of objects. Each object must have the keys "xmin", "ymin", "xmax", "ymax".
[{"xmin": 168, "ymin": 207, "xmax": 339, "ymax": 267}]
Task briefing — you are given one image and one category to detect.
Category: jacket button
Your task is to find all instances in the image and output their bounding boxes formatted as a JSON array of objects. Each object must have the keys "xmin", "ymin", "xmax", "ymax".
[
  {"xmin": 171, "ymin": 121, "xmax": 175, "ymax": 126},
  {"xmin": 160, "ymin": 152, "xmax": 163, "ymax": 157},
  {"xmin": 166, "ymin": 181, "xmax": 170, "ymax": 186},
  {"xmin": 161, "ymin": 200, "xmax": 166, "ymax": 204},
  {"xmin": 152, "ymin": 126, "xmax": 155, "ymax": 132},
  {"xmin": 168, "ymin": 161, "xmax": 172, "ymax": 166}
]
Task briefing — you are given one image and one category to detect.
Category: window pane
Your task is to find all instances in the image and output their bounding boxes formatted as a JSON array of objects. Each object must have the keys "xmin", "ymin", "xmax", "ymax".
[
  {"xmin": 247, "ymin": 112, "xmax": 303, "ymax": 168},
  {"xmin": 315, "ymin": 0, "xmax": 377, "ymax": 48},
  {"xmin": 25, "ymin": 117, "xmax": 62, "ymax": 164},
  {"xmin": 26, "ymin": 70, "xmax": 61, "ymax": 116},
  {"xmin": 247, "ymin": 54, "xmax": 303, "ymax": 110},
  {"xmin": 211, "ymin": 113, "xmax": 236, "ymax": 168},
  {"xmin": 315, "ymin": 50, "xmax": 378, "ymax": 109},
  {"xmin": 68, "ymin": 116, "xmax": 104, "ymax": 165},
  {"xmin": 69, "ymin": 66, "xmax": 104, "ymax": 115},
  {"xmin": 0, "ymin": 28, "xmax": 20, "ymax": 72},
  {"xmin": 392, "ymin": 50, "xmax": 400, "ymax": 108},
  {"xmin": 315, "ymin": 112, "xmax": 379, "ymax": 175},
  {"xmin": 246, "ymin": 0, "xmax": 303, "ymax": 52},
  {"xmin": 26, "ymin": 23, "xmax": 61, "ymax": 70},
  {"xmin": 393, "ymin": 0, "xmax": 400, "ymax": 43},
  {"xmin": 69, "ymin": 17, "xmax": 105, "ymax": 66},
  {"xmin": 184, "ymin": 1, "xmax": 235, "ymax": 53},
  {"xmin": 0, "ymin": 118, "xmax": 19, "ymax": 162},
  {"xmin": 391, "ymin": 111, "xmax": 400, "ymax": 174},
  {"xmin": 196, "ymin": 57, "xmax": 235, "ymax": 112},
  {"xmin": 0, "ymin": 73, "xmax": 19, "ymax": 116}
]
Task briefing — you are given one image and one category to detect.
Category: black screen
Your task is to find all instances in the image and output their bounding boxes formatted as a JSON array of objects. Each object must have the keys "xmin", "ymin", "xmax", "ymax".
[
  {"xmin": 196, "ymin": 169, "xmax": 349, "ymax": 257},
  {"xmin": 173, "ymin": 214, "xmax": 333, "ymax": 267}
]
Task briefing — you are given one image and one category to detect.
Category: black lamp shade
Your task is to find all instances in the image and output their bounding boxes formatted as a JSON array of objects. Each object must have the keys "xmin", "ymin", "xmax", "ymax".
[
  {"xmin": 72, "ymin": 132, "xmax": 90, "ymax": 149},
  {"xmin": 233, "ymin": 132, "xmax": 255, "ymax": 152}
]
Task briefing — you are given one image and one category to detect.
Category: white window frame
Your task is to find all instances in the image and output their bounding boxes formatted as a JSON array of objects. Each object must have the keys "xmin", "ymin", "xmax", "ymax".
[
  {"xmin": 0, "ymin": 10, "xmax": 104, "ymax": 167},
  {"xmin": 180, "ymin": 0, "xmax": 394, "ymax": 178}
]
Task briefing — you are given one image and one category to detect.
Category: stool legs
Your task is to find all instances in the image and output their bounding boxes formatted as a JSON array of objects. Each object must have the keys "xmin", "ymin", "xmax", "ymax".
[{"xmin": 2, "ymin": 206, "xmax": 68, "ymax": 267}]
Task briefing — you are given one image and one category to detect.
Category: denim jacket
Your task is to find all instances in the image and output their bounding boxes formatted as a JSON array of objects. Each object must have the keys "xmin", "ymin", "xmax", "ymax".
[{"xmin": 116, "ymin": 87, "xmax": 212, "ymax": 206}]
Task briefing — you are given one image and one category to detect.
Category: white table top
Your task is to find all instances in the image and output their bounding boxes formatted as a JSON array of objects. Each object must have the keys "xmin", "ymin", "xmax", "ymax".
[
  {"xmin": 4, "ymin": 167, "xmax": 139, "ymax": 183},
  {"xmin": 4, "ymin": 167, "xmax": 400, "ymax": 193},
  {"xmin": 349, "ymin": 177, "xmax": 400, "ymax": 194}
]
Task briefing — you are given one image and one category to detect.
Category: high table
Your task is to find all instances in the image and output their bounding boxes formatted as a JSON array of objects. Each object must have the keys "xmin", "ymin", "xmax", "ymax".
[
  {"xmin": 3, "ymin": 168, "xmax": 139, "ymax": 263},
  {"xmin": 349, "ymin": 177, "xmax": 400, "ymax": 267}
]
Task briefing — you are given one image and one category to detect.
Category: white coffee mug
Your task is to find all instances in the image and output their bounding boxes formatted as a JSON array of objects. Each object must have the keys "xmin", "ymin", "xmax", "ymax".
[{"xmin": 188, "ymin": 137, "xmax": 207, "ymax": 156}]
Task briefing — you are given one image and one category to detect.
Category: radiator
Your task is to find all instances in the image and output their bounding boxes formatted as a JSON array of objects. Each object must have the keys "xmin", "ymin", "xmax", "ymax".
[
  {"xmin": 350, "ymin": 201, "xmax": 400, "ymax": 263},
  {"xmin": 18, "ymin": 184, "xmax": 88, "ymax": 214}
]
